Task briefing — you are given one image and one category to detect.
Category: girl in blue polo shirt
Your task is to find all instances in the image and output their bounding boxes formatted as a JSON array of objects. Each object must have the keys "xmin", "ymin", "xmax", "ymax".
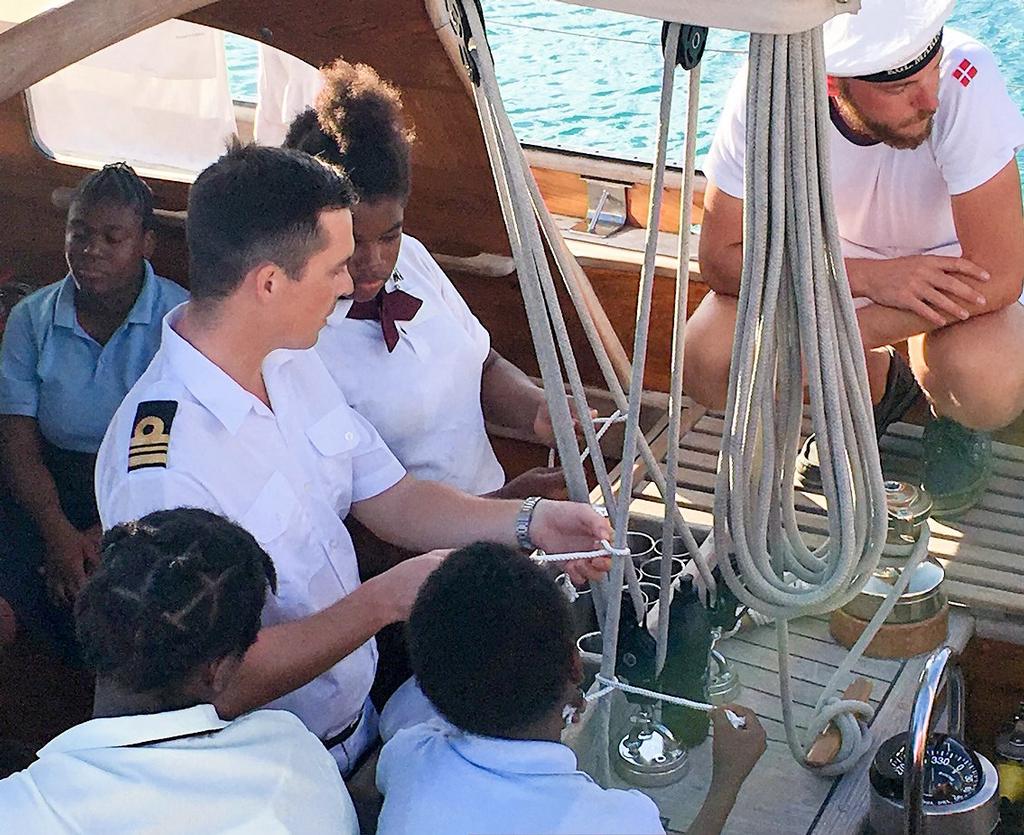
[{"xmin": 0, "ymin": 163, "xmax": 187, "ymax": 658}]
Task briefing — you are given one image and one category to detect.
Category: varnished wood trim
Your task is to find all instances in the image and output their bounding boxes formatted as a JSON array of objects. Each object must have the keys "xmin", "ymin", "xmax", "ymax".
[
  {"xmin": 421, "ymin": 0, "xmax": 476, "ymax": 100},
  {"xmin": 524, "ymin": 145, "xmax": 707, "ymax": 195}
]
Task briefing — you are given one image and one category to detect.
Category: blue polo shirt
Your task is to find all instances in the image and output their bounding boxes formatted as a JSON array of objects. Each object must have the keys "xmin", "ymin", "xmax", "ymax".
[
  {"xmin": 376, "ymin": 721, "xmax": 665, "ymax": 835},
  {"xmin": 0, "ymin": 262, "xmax": 188, "ymax": 453}
]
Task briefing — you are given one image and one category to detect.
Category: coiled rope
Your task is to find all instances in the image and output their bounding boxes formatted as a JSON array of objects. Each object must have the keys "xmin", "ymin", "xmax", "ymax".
[{"xmin": 712, "ymin": 28, "xmax": 894, "ymax": 774}]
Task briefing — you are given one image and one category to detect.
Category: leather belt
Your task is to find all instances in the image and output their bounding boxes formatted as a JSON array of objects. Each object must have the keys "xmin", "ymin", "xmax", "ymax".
[{"xmin": 322, "ymin": 709, "xmax": 364, "ymax": 750}]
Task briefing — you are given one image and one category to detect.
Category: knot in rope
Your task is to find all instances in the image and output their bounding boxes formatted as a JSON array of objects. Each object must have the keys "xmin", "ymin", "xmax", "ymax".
[
  {"xmin": 804, "ymin": 695, "xmax": 876, "ymax": 776},
  {"xmin": 548, "ymin": 410, "xmax": 628, "ymax": 468}
]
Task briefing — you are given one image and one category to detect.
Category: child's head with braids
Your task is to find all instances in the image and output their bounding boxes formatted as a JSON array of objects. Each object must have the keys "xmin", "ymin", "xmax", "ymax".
[
  {"xmin": 75, "ymin": 508, "xmax": 276, "ymax": 710},
  {"xmin": 65, "ymin": 162, "xmax": 157, "ymax": 302},
  {"xmin": 283, "ymin": 59, "xmax": 416, "ymax": 303}
]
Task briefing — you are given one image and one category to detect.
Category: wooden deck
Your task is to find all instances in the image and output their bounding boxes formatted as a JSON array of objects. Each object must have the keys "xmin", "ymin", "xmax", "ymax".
[
  {"xmin": 563, "ymin": 400, "xmax": 1024, "ymax": 831},
  {"xmin": 621, "ymin": 401, "xmax": 1024, "ymax": 624},
  {"xmin": 569, "ymin": 606, "xmax": 974, "ymax": 835},
  {"xmin": 565, "ymin": 611, "xmax": 973, "ymax": 834}
]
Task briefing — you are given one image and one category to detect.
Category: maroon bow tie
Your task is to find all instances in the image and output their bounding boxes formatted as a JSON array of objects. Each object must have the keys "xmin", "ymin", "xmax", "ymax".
[{"xmin": 346, "ymin": 288, "xmax": 423, "ymax": 352}]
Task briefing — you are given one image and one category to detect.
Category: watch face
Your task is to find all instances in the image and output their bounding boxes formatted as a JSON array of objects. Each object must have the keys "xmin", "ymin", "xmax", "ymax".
[{"xmin": 870, "ymin": 732, "xmax": 983, "ymax": 806}]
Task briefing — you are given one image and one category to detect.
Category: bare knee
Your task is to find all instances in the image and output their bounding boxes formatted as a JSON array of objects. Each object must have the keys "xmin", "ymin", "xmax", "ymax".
[
  {"xmin": 914, "ymin": 315, "xmax": 1024, "ymax": 430},
  {"xmin": 683, "ymin": 293, "xmax": 738, "ymax": 410}
]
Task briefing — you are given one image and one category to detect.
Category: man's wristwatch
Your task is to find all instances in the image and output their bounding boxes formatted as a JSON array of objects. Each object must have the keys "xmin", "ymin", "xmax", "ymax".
[{"xmin": 515, "ymin": 496, "xmax": 543, "ymax": 551}]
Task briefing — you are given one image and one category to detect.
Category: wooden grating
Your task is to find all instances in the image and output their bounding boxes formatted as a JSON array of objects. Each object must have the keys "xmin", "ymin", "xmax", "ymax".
[
  {"xmin": 620, "ymin": 407, "xmax": 1024, "ymax": 621},
  {"xmin": 570, "ymin": 403, "xmax": 988, "ymax": 831}
]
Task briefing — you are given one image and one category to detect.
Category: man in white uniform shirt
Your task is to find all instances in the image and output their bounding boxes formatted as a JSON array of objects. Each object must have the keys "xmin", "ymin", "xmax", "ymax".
[
  {"xmin": 684, "ymin": 0, "xmax": 1024, "ymax": 516},
  {"xmin": 95, "ymin": 142, "xmax": 613, "ymax": 775}
]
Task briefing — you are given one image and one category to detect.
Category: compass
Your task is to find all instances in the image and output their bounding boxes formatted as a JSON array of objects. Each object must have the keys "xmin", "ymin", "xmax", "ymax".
[
  {"xmin": 871, "ymin": 733, "xmax": 983, "ymax": 806},
  {"xmin": 869, "ymin": 731, "xmax": 1000, "ymax": 834}
]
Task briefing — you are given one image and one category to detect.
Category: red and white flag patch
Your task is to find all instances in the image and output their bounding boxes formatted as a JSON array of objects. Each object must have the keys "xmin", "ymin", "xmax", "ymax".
[{"xmin": 952, "ymin": 59, "xmax": 978, "ymax": 87}]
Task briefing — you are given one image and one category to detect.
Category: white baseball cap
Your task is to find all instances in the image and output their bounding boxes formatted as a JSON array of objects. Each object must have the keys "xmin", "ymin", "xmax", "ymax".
[{"xmin": 824, "ymin": 0, "xmax": 956, "ymax": 80}]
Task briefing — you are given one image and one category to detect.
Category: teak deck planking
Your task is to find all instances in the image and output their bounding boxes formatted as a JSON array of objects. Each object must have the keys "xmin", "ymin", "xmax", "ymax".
[
  {"xmin": 618, "ymin": 403, "xmax": 1024, "ymax": 622},
  {"xmin": 565, "ymin": 611, "xmax": 974, "ymax": 834},
  {"xmin": 572, "ymin": 399, "xmax": 1018, "ymax": 831}
]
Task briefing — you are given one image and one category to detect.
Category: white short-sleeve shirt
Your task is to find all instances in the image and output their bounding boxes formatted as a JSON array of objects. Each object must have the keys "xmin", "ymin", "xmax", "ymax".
[
  {"xmin": 376, "ymin": 721, "xmax": 666, "ymax": 835},
  {"xmin": 705, "ymin": 29, "xmax": 1024, "ymax": 264},
  {"xmin": 0, "ymin": 705, "xmax": 357, "ymax": 834},
  {"xmin": 96, "ymin": 305, "xmax": 406, "ymax": 745},
  {"xmin": 316, "ymin": 234, "xmax": 505, "ymax": 496}
]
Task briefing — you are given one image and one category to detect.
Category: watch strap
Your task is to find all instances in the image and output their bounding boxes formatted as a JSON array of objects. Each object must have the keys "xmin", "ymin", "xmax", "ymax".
[{"xmin": 515, "ymin": 496, "xmax": 543, "ymax": 551}]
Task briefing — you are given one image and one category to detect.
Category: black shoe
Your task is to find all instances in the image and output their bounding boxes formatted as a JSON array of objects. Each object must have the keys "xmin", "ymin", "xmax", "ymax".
[{"xmin": 795, "ymin": 347, "xmax": 921, "ymax": 492}]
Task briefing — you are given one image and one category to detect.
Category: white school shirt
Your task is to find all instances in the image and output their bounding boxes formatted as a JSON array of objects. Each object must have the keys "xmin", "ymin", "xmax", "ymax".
[
  {"xmin": 316, "ymin": 234, "xmax": 505, "ymax": 496},
  {"xmin": 96, "ymin": 305, "xmax": 406, "ymax": 749},
  {"xmin": 0, "ymin": 705, "xmax": 357, "ymax": 834},
  {"xmin": 705, "ymin": 30, "xmax": 1024, "ymax": 267},
  {"xmin": 376, "ymin": 721, "xmax": 666, "ymax": 835}
]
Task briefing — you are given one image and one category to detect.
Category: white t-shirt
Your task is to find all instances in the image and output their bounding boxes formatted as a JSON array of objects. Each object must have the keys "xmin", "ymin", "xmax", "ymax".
[
  {"xmin": 0, "ymin": 705, "xmax": 357, "ymax": 834},
  {"xmin": 96, "ymin": 305, "xmax": 406, "ymax": 769},
  {"xmin": 316, "ymin": 234, "xmax": 505, "ymax": 496},
  {"xmin": 376, "ymin": 721, "xmax": 665, "ymax": 835},
  {"xmin": 705, "ymin": 29, "xmax": 1024, "ymax": 264}
]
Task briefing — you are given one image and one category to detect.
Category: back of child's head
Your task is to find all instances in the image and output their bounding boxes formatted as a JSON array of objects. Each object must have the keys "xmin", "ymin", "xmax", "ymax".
[
  {"xmin": 407, "ymin": 542, "xmax": 575, "ymax": 737},
  {"xmin": 69, "ymin": 162, "xmax": 155, "ymax": 230},
  {"xmin": 75, "ymin": 508, "xmax": 276, "ymax": 696}
]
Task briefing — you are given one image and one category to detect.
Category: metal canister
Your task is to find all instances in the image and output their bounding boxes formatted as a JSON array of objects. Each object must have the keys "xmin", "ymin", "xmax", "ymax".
[
  {"xmin": 842, "ymin": 558, "xmax": 947, "ymax": 624},
  {"xmin": 883, "ymin": 480, "xmax": 933, "ymax": 554},
  {"xmin": 836, "ymin": 482, "xmax": 945, "ymax": 649},
  {"xmin": 996, "ymin": 716, "xmax": 1024, "ymax": 804}
]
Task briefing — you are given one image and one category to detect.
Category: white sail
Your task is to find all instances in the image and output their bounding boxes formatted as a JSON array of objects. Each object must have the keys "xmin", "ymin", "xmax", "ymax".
[{"xmin": 553, "ymin": 0, "xmax": 859, "ymax": 35}]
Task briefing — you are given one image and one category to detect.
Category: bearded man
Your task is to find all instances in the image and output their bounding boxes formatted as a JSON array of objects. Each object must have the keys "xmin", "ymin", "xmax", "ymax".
[{"xmin": 684, "ymin": 0, "xmax": 1024, "ymax": 516}]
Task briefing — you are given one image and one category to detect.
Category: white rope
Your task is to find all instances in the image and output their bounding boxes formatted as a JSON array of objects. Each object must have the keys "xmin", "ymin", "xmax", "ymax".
[
  {"xmin": 465, "ymin": 5, "xmax": 628, "ymax": 526},
  {"xmin": 587, "ymin": 676, "xmax": 748, "ymax": 730},
  {"xmin": 460, "ymin": 1, "xmax": 906, "ymax": 781},
  {"xmin": 600, "ymin": 20, "xmax": 684, "ymax": 702},
  {"xmin": 713, "ymin": 29, "xmax": 893, "ymax": 775},
  {"xmin": 461, "ymin": 1, "xmax": 647, "ymax": 655},
  {"xmin": 657, "ymin": 49, "xmax": 703, "ymax": 676},
  {"xmin": 525, "ymin": 179, "xmax": 713, "ymax": 582},
  {"xmin": 531, "ymin": 539, "xmax": 630, "ymax": 563},
  {"xmin": 547, "ymin": 410, "xmax": 626, "ymax": 467},
  {"xmin": 593, "ymin": 673, "xmax": 714, "ymax": 712},
  {"xmin": 469, "ymin": 40, "xmax": 592, "ymax": 507},
  {"xmin": 526, "ymin": 176, "xmax": 710, "ymax": 581},
  {"xmin": 464, "ymin": 12, "xmax": 715, "ymax": 784}
]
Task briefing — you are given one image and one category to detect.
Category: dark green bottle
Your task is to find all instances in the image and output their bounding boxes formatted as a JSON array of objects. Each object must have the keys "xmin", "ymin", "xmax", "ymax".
[
  {"xmin": 614, "ymin": 590, "xmax": 658, "ymax": 706},
  {"xmin": 658, "ymin": 576, "xmax": 712, "ymax": 747},
  {"xmin": 709, "ymin": 564, "xmax": 742, "ymax": 632}
]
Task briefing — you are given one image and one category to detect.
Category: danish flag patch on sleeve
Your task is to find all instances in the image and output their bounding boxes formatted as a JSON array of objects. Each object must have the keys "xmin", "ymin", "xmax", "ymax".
[{"xmin": 952, "ymin": 59, "xmax": 978, "ymax": 87}]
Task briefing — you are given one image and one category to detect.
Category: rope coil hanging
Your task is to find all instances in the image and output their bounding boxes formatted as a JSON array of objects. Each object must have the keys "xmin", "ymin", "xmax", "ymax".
[{"xmin": 712, "ymin": 28, "xmax": 895, "ymax": 774}]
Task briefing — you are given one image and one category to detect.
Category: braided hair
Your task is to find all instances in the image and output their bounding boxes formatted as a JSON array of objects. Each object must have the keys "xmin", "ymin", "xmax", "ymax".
[
  {"xmin": 283, "ymin": 59, "xmax": 415, "ymax": 201},
  {"xmin": 75, "ymin": 508, "xmax": 276, "ymax": 695},
  {"xmin": 70, "ymin": 161, "xmax": 156, "ymax": 230}
]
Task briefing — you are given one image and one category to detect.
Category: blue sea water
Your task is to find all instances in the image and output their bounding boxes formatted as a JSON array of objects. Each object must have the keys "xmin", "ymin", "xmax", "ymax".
[{"xmin": 225, "ymin": 0, "xmax": 1024, "ymax": 170}]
